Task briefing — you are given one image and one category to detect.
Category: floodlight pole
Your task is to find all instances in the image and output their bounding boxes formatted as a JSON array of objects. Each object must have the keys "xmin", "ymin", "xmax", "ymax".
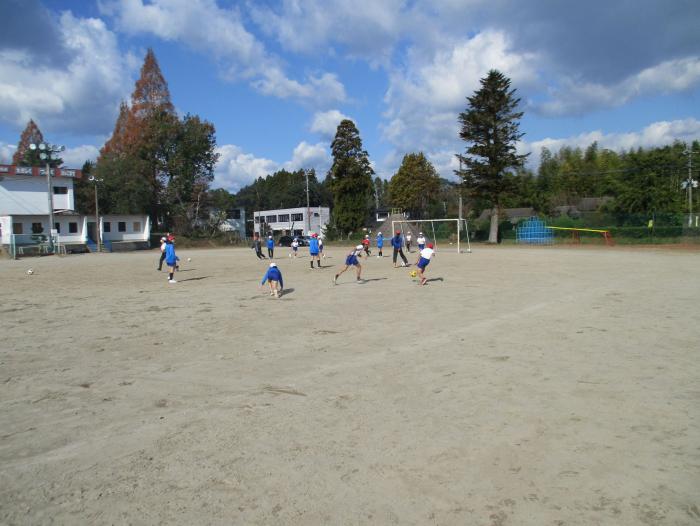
[
  {"xmin": 90, "ymin": 176, "xmax": 103, "ymax": 252},
  {"xmin": 686, "ymin": 149, "xmax": 694, "ymax": 226},
  {"xmin": 46, "ymin": 159, "xmax": 54, "ymax": 248}
]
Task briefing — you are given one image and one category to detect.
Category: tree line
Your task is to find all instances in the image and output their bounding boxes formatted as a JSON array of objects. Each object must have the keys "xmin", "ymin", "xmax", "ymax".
[{"xmin": 11, "ymin": 54, "xmax": 697, "ymax": 242}]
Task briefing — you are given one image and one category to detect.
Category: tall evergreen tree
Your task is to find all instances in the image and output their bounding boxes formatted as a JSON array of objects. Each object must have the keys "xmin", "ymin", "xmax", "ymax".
[
  {"xmin": 99, "ymin": 101, "xmax": 130, "ymax": 158},
  {"xmin": 388, "ymin": 152, "xmax": 441, "ymax": 218},
  {"xmin": 457, "ymin": 70, "xmax": 528, "ymax": 243},
  {"xmin": 326, "ymin": 119, "xmax": 374, "ymax": 235}
]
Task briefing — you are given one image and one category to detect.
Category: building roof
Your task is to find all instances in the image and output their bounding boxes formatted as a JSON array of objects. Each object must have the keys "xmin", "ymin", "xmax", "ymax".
[{"xmin": 0, "ymin": 164, "xmax": 83, "ymax": 179}]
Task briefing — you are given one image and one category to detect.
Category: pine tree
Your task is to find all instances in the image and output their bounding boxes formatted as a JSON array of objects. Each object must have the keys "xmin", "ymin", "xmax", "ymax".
[
  {"xmin": 130, "ymin": 48, "xmax": 174, "ymax": 119},
  {"xmin": 13, "ymin": 119, "xmax": 45, "ymax": 165},
  {"xmin": 326, "ymin": 120, "xmax": 374, "ymax": 235},
  {"xmin": 457, "ymin": 70, "xmax": 528, "ymax": 243},
  {"xmin": 388, "ymin": 152, "xmax": 440, "ymax": 218}
]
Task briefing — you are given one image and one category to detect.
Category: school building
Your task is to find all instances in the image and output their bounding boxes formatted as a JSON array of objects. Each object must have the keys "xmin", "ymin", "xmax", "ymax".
[
  {"xmin": 253, "ymin": 206, "xmax": 330, "ymax": 237},
  {"xmin": 0, "ymin": 163, "xmax": 150, "ymax": 255}
]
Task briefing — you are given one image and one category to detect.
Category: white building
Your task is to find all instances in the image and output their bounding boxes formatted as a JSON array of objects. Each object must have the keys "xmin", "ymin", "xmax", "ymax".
[
  {"xmin": 253, "ymin": 206, "xmax": 330, "ymax": 237},
  {"xmin": 0, "ymin": 163, "xmax": 150, "ymax": 252},
  {"xmin": 218, "ymin": 207, "xmax": 246, "ymax": 238}
]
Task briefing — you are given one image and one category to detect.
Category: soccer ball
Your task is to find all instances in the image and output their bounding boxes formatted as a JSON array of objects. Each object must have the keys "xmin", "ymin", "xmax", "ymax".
[
  {"xmin": 410, "ymin": 270, "xmax": 417, "ymax": 278},
  {"xmin": 187, "ymin": 258, "xmax": 192, "ymax": 262},
  {"xmin": 26, "ymin": 269, "xmax": 34, "ymax": 275}
]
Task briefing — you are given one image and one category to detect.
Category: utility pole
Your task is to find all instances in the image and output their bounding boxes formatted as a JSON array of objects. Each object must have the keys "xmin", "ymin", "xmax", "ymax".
[
  {"xmin": 305, "ymin": 169, "xmax": 311, "ymax": 235},
  {"xmin": 683, "ymin": 148, "xmax": 697, "ymax": 227}
]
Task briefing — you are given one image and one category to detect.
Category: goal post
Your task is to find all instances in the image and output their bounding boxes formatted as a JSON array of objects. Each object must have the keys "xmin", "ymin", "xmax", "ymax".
[{"xmin": 391, "ymin": 218, "xmax": 472, "ymax": 253}]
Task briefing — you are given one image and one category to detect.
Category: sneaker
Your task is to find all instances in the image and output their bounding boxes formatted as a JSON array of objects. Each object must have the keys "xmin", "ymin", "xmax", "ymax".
[{"xmin": 168, "ymin": 279, "xmax": 177, "ymax": 284}]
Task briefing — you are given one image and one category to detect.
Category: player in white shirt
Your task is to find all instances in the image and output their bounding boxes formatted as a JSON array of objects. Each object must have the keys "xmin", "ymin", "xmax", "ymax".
[
  {"xmin": 405, "ymin": 232, "xmax": 412, "ymax": 252},
  {"xmin": 415, "ymin": 243, "xmax": 435, "ymax": 286},
  {"xmin": 289, "ymin": 237, "xmax": 299, "ymax": 258},
  {"xmin": 416, "ymin": 232, "xmax": 426, "ymax": 251}
]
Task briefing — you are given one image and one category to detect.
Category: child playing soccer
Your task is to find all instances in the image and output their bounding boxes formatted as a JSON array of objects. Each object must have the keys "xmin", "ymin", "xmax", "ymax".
[
  {"xmin": 376, "ymin": 232, "xmax": 383, "ymax": 258},
  {"xmin": 308, "ymin": 233, "xmax": 321, "ymax": 268},
  {"xmin": 253, "ymin": 234, "xmax": 266, "ymax": 260},
  {"xmin": 334, "ymin": 245, "xmax": 364, "ymax": 285},
  {"xmin": 391, "ymin": 230, "xmax": 409, "ymax": 268},
  {"xmin": 290, "ymin": 237, "xmax": 299, "ymax": 258},
  {"xmin": 405, "ymin": 231, "xmax": 412, "ymax": 252},
  {"xmin": 416, "ymin": 232, "xmax": 426, "ymax": 251},
  {"xmin": 164, "ymin": 236, "xmax": 180, "ymax": 284},
  {"xmin": 415, "ymin": 242, "xmax": 435, "ymax": 286},
  {"xmin": 261, "ymin": 262, "xmax": 284, "ymax": 298},
  {"xmin": 319, "ymin": 236, "xmax": 326, "ymax": 259},
  {"xmin": 266, "ymin": 235, "xmax": 275, "ymax": 258},
  {"xmin": 361, "ymin": 234, "xmax": 372, "ymax": 257}
]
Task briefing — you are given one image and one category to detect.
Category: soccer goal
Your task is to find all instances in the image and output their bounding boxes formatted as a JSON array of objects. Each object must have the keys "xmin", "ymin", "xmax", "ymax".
[{"xmin": 391, "ymin": 218, "xmax": 472, "ymax": 253}]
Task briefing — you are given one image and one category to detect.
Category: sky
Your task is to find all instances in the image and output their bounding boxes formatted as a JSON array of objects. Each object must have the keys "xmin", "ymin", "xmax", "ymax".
[{"xmin": 1, "ymin": 0, "xmax": 699, "ymax": 192}]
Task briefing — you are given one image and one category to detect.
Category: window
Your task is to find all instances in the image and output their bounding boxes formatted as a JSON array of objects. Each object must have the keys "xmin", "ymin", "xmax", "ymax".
[
  {"xmin": 278, "ymin": 214, "xmax": 290, "ymax": 222},
  {"xmin": 291, "ymin": 213, "xmax": 303, "ymax": 221},
  {"xmin": 31, "ymin": 222, "xmax": 44, "ymax": 234},
  {"xmin": 266, "ymin": 215, "xmax": 277, "ymax": 223},
  {"xmin": 257, "ymin": 216, "xmax": 265, "ymax": 223},
  {"xmin": 53, "ymin": 186, "xmax": 68, "ymax": 195},
  {"xmin": 103, "ymin": 222, "xmax": 111, "ymax": 233},
  {"xmin": 133, "ymin": 221, "xmax": 141, "ymax": 232},
  {"xmin": 13, "ymin": 223, "xmax": 23, "ymax": 235},
  {"xmin": 54, "ymin": 223, "xmax": 61, "ymax": 234},
  {"xmin": 231, "ymin": 209, "xmax": 241, "ymax": 219},
  {"xmin": 69, "ymin": 222, "xmax": 78, "ymax": 234},
  {"xmin": 118, "ymin": 222, "xmax": 126, "ymax": 232},
  {"xmin": 313, "ymin": 212, "xmax": 320, "ymax": 217}
]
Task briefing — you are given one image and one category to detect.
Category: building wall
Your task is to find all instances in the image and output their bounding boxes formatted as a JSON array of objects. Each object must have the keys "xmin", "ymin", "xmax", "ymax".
[
  {"xmin": 219, "ymin": 208, "xmax": 246, "ymax": 237},
  {"xmin": 0, "ymin": 175, "xmax": 75, "ymax": 215},
  {"xmin": 101, "ymin": 215, "xmax": 150, "ymax": 242},
  {"xmin": 253, "ymin": 206, "xmax": 330, "ymax": 236}
]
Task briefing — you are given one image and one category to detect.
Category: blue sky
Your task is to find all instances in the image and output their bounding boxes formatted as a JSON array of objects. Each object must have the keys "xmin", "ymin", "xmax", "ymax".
[{"xmin": 1, "ymin": 0, "xmax": 699, "ymax": 192}]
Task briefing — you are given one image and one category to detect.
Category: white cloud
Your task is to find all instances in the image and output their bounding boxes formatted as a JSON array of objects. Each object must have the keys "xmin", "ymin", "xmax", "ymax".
[
  {"xmin": 0, "ymin": 12, "xmax": 132, "ymax": 136},
  {"xmin": 522, "ymin": 118, "xmax": 700, "ymax": 167},
  {"xmin": 101, "ymin": 0, "xmax": 346, "ymax": 106},
  {"xmin": 61, "ymin": 145, "xmax": 100, "ymax": 168},
  {"xmin": 283, "ymin": 141, "xmax": 330, "ymax": 172},
  {"xmin": 214, "ymin": 141, "xmax": 330, "ymax": 192},
  {"xmin": 310, "ymin": 110, "xmax": 351, "ymax": 138},
  {"xmin": 538, "ymin": 57, "xmax": 700, "ymax": 116},
  {"xmin": 249, "ymin": 0, "xmax": 403, "ymax": 64},
  {"xmin": 0, "ymin": 141, "xmax": 15, "ymax": 164},
  {"xmin": 381, "ymin": 30, "xmax": 539, "ymax": 153}
]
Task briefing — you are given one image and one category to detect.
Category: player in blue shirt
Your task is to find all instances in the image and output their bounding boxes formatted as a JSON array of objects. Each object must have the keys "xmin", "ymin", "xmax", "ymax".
[
  {"xmin": 334, "ymin": 245, "xmax": 364, "ymax": 285},
  {"xmin": 391, "ymin": 230, "xmax": 409, "ymax": 268},
  {"xmin": 164, "ymin": 235, "xmax": 180, "ymax": 284},
  {"xmin": 261, "ymin": 262, "xmax": 284, "ymax": 298},
  {"xmin": 266, "ymin": 235, "xmax": 275, "ymax": 258},
  {"xmin": 308, "ymin": 232, "xmax": 321, "ymax": 269},
  {"xmin": 376, "ymin": 232, "xmax": 384, "ymax": 258}
]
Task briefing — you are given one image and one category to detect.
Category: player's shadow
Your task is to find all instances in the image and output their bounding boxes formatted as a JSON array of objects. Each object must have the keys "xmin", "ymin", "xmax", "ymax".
[
  {"xmin": 425, "ymin": 277, "xmax": 444, "ymax": 283},
  {"xmin": 179, "ymin": 276, "xmax": 211, "ymax": 282},
  {"xmin": 178, "ymin": 268, "xmax": 196, "ymax": 272},
  {"xmin": 358, "ymin": 278, "xmax": 388, "ymax": 283},
  {"xmin": 281, "ymin": 288, "xmax": 295, "ymax": 295}
]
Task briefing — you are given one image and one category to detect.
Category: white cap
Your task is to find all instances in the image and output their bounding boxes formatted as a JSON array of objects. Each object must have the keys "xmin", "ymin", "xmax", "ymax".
[
  {"xmin": 378, "ymin": 232, "xmax": 382, "ymax": 235},
  {"xmin": 269, "ymin": 262, "xmax": 277, "ymax": 267},
  {"xmin": 419, "ymin": 232, "xmax": 423, "ymax": 234},
  {"xmin": 356, "ymin": 245, "xmax": 363, "ymax": 250},
  {"xmin": 268, "ymin": 235, "xmax": 272, "ymax": 238}
]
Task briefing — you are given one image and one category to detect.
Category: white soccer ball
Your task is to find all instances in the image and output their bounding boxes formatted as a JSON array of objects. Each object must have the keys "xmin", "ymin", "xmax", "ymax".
[
  {"xmin": 187, "ymin": 257, "xmax": 192, "ymax": 262},
  {"xmin": 26, "ymin": 269, "xmax": 34, "ymax": 275}
]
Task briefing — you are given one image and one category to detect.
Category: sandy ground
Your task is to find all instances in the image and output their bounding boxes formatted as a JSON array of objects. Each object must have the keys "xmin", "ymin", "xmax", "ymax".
[{"xmin": 1, "ymin": 244, "xmax": 699, "ymax": 525}]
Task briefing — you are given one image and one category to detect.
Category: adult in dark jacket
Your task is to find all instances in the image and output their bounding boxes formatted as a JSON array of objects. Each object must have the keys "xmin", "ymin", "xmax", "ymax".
[
  {"xmin": 253, "ymin": 234, "xmax": 266, "ymax": 260},
  {"xmin": 391, "ymin": 231, "xmax": 408, "ymax": 268}
]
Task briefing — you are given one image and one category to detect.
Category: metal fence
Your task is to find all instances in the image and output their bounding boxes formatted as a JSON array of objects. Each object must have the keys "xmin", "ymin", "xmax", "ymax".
[{"xmin": 9, "ymin": 234, "xmax": 60, "ymax": 259}]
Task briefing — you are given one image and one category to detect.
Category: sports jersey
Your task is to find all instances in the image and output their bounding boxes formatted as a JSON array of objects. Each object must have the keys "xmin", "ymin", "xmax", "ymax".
[{"xmin": 261, "ymin": 267, "xmax": 283, "ymax": 288}]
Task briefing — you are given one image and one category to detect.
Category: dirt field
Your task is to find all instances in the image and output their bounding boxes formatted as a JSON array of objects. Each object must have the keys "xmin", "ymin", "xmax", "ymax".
[{"xmin": 1, "ymin": 245, "xmax": 698, "ymax": 525}]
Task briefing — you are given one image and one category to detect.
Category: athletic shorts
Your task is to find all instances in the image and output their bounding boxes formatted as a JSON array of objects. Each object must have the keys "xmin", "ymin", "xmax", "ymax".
[
  {"xmin": 292, "ymin": 247, "xmax": 298, "ymax": 252},
  {"xmin": 345, "ymin": 255, "xmax": 359, "ymax": 266},
  {"xmin": 417, "ymin": 257, "xmax": 430, "ymax": 270},
  {"xmin": 310, "ymin": 251, "xmax": 319, "ymax": 256},
  {"xmin": 418, "ymin": 244, "xmax": 425, "ymax": 250}
]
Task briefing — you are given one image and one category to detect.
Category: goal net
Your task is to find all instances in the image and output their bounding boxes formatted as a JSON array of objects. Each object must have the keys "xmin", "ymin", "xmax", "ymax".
[{"xmin": 390, "ymin": 218, "xmax": 472, "ymax": 253}]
